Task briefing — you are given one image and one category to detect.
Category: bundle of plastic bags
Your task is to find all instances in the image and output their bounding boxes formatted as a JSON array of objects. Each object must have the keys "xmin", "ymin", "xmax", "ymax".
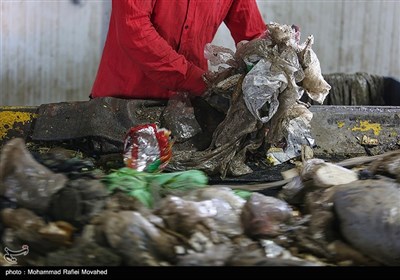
[{"xmin": 169, "ymin": 22, "xmax": 331, "ymax": 176}]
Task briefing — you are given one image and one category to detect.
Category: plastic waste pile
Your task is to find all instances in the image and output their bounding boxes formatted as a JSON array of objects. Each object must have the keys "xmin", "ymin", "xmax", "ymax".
[{"xmin": 169, "ymin": 22, "xmax": 331, "ymax": 177}]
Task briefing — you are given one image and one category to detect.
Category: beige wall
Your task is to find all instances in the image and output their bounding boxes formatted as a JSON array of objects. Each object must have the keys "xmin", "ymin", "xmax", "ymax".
[{"xmin": 1, "ymin": 0, "xmax": 110, "ymax": 106}]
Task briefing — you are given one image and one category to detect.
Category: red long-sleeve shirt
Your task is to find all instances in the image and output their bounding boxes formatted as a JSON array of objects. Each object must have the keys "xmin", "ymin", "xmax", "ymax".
[{"xmin": 91, "ymin": 0, "xmax": 266, "ymax": 99}]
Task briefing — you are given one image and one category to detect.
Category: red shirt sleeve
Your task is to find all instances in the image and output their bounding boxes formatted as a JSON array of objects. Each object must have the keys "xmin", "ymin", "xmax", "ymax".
[
  {"xmin": 113, "ymin": 0, "xmax": 206, "ymax": 95},
  {"xmin": 224, "ymin": 0, "xmax": 267, "ymax": 44}
]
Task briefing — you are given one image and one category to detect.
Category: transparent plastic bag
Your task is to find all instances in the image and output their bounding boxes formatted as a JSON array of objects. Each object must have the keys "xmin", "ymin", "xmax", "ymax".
[
  {"xmin": 204, "ymin": 43, "xmax": 236, "ymax": 68},
  {"xmin": 242, "ymin": 58, "xmax": 287, "ymax": 123}
]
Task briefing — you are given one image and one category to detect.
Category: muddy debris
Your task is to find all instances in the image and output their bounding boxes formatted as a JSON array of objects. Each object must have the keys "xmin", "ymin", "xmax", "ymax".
[
  {"xmin": 45, "ymin": 242, "xmax": 121, "ymax": 266},
  {"xmin": 0, "ymin": 138, "xmax": 68, "ymax": 215},
  {"xmin": 241, "ymin": 193, "xmax": 292, "ymax": 238},
  {"xmin": 1, "ymin": 137, "xmax": 400, "ymax": 266}
]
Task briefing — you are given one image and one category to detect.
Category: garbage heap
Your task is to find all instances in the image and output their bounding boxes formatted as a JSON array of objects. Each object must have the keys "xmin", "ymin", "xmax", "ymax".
[
  {"xmin": 168, "ymin": 22, "xmax": 331, "ymax": 178},
  {"xmin": 1, "ymin": 138, "xmax": 400, "ymax": 266}
]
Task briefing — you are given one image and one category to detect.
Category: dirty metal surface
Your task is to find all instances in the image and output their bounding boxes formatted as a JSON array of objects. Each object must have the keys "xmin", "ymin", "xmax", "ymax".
[
  {"xmin": 310, "ymin": 105, "xmax": 400, "ymax": 159},
  {"xmin": 31, "ymin": 98, "xmax": 166, "ymax": 154},
  {"xmin": 213, "ymin": 105, "xmax": 400, "ymax": 183},
  {"xmin": 0, "ymin": 106, "xmax": 38, "ymax": 147}
]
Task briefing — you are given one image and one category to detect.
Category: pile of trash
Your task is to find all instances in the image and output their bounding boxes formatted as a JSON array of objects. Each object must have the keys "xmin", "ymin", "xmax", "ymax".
[
  {"xmin": 1, "ymin": 137, "xmax": 400, "ymax": 266},
  {"xmin": 168, "ymin": 22, "xmax": 331, "ymax": 178}
]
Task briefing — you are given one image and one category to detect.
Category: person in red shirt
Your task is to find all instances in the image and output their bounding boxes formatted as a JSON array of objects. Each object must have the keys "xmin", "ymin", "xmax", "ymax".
[{"xmin": 91, "ymin": 0, "xmax": 266, "ymax": 100}]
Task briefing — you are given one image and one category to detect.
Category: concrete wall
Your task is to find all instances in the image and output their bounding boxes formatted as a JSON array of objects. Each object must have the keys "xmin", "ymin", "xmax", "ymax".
[{"xmin": 1, "ymin": 0, "xmax": 399, "ymax": 106}]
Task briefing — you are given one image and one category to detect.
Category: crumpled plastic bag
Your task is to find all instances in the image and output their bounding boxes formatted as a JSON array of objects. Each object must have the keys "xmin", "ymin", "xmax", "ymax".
[
  {"xmin": 102, "ymin": 167, "xmax": 208, "ymax": 208},
  {"xmin": 0, "ymin": 138, "xmax": 67, "ymax": 214},
  {"xmin": 241, "ymin": 193, "xmax": 293, "ymax": 238},
  {"xmin": 298, "ymin": 35, "xmax": 331, "ymax": 103},
  {"xmin": 242, "ymin": 58, "xmax": 286, "ymax": 123},
  {"xmin": 204, "ymin": 43, "xmax": 237, "ymax": 69},
  {"xmin": 156, "ymin": 188, "xmax": 244, "ymax": 238},
  {"xmin": 97, "ymin": 210, "xmax": 179, "ymax": 265},
  {"xmin": 161, "ymin": 92, "xmax": 202, "ymax": 143},
  {"xmin": 168, "ymin": 76, "xmax": 262, "ymax": 177}
]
